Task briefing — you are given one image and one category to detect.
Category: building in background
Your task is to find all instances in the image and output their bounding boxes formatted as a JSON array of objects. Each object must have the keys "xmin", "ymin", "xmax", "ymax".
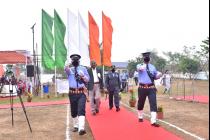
[{"xmin": 112, "ymin": 62, "xmax": 128, "ymax": 74}]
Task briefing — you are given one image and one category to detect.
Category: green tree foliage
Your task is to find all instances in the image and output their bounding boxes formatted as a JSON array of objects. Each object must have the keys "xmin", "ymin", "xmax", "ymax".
[
  {"xmin": 127, "ymin": 59, "xmax": 140, "ymax": 74},
  {"xmin": 200, "ymin": 37, "xmax": 209, "ymax": 55},
  {"xmin": 163, "ymin": 52, "xmax": 182, "ymax": 65},
  {"xmin": 179, "ymin": 57, "xmax": 200, "ymax": 74},
  {"xmin": 154, "ymin": 57, "xmax": 166, "ymax": 73},
  {"xmin": 196, "ymin": 37, "xmax": 209, "ymax": 79}
]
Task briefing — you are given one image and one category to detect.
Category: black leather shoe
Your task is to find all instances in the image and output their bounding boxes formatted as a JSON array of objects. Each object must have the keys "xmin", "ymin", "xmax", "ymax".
[
  {"xmin": 72, "ymin": 127, "xmax": 78, "ymax": 132},
  {"xmin": 138, "ymin": 118, "xmax": 143, "ymax": 122},
  {"xmin": 92, "ymin": 112, "xmax": 96, "ymax": 115},
  {"xmin": 79, "ymin": 130, "xmax": 86, "ymax": 135},
  {"xmin": 151, "ymin": 123, "xmax": 160, "ymax": 127},
  {"xmin": 116, "ymin": 107, "xmax": 120, "ymax": 112},
  {"xmin": 95, "ymin": 109, "xmax": 99, "ymax": 113},
  {"xmin": 109, "ymin": 107, "xmax": 113, "ymax": 110}
]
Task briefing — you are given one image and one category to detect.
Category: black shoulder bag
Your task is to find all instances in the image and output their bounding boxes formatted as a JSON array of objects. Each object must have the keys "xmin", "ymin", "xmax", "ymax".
[{"xmin": 146, "ymin": 64, "xmax": 157, "ymax": 92}]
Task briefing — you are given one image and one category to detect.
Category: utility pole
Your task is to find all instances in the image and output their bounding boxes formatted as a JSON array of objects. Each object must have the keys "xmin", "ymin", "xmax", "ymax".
[{"xmin": 31, "ymin": 23, "xmax": 36, "ymax": 95}]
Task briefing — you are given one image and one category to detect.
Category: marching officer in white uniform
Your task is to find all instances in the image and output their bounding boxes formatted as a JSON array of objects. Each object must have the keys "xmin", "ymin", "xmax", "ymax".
[
  {"xmin": 136, "ymin": 52, "xmax": 162, "ymax": 127},
  {"xmin": 65, "ymin": 54, "xmax": 90, "ymax": 135}
]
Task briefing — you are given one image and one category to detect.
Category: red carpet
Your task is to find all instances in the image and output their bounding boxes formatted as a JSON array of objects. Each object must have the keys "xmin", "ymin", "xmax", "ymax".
[
  {"xmin": 0, "ymin": 99, "xmax": 69, "ymax": 109},
  {"xmin": 86, "ymin": 100, "xmax": 181, "ymax": 140},
  {"xmin": 174, "ymin": 95, "xmax": 209, "ymax": 103}
]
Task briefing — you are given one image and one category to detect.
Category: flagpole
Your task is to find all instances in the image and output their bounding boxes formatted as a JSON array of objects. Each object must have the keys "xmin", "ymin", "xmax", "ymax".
[
  {"xmin": 102, "ymin": 65, "xmax": 105, "ymax": 86},
  {"xmin": 25, "ymin": 51, "xmax": 28, "ymax": 86},
  {"xmin": 55, "ymin": 66, "xmax": 57, "ymax": 97}
]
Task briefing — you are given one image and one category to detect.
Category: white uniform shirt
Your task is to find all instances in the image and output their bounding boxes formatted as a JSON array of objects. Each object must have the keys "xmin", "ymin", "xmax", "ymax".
[{"xmin": 92, "ymin": 68, "xmax": 99, "ymax": 83}]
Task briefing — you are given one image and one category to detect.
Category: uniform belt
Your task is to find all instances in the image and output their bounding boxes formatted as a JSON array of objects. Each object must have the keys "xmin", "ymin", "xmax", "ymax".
[
  {"xmin": 94, "ymin": 82, "xmax": 100, "ymax": 84},
  {"xmin": 69, "ymin": 88, "xmax": 84, "ymax": 94},
  {"xmin": 139, "ymin": 83, "xmax": 155, "ymax": 89}
]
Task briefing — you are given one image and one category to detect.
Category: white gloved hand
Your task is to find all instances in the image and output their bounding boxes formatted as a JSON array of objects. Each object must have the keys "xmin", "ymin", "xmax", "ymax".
[
  {"xmin": 65, "ymin": 60, "xmax": 70, "ymax": 67},
  {"xmin": 156, "ymin": 71, "xmax": 162, "ymax": 79},
  {"xmin": 78, "ymin": 70, "xmax": 84, "ymax": 77},
  {"xmin": 97, "ymin": 73, "xmax": 101, "ymax": 78},
  {"xmin": 137, "ymin": 64, "xmax": 146, "ymax": 71}
]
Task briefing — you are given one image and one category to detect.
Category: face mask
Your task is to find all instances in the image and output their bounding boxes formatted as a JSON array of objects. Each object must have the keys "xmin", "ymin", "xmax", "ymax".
[
  {"xmin": 72, "ymin": 60, "xmax": 79, "ymax": 67},
  {"xmin": 91, "ymin": 64, "xmax": 96, "ymax": 69},
  {"xmin": 144, "ymin": 56, "xmax": 150, "ymax": 63}
]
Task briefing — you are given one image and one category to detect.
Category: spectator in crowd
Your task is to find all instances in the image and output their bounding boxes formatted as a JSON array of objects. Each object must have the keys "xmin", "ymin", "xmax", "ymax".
[
  {"xmin": 133, "ymin": 70, "xmax": 138, "ymax": 86},
  {"xmin": 161, "ymin": 70, "xmax": 172, "ymax": 94},
  {"xmin": 120, "ymin": 70, "xmax": 129, "ymax": 92}
]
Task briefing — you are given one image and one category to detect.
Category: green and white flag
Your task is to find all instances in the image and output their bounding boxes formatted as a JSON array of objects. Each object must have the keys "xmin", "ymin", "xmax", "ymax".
[
  {"xmin": 41, "ymin": 9, "xmax": 54, "ymax": 70},
  {"xmin": 54, "ymin": 9, "xmax": 67, "ymax": 69}
]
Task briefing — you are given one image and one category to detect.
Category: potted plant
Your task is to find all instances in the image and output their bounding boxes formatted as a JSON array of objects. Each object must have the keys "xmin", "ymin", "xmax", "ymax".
[
  {"xmin": 27, "ymin": 92, "xmax": 33, "ymax": 102},
  {"xmin": 129, "ymin": 89, "xmax": 136, "ymax": 107},
  {"xmin": 157, "ymin": 105, "xmax": 164, "ymax": 119}
]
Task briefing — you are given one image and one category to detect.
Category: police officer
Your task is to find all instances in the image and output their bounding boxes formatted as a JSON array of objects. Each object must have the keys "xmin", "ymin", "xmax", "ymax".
[
  {"xmin": 87, "ymin": 60, "xmax": 103, "ymax": 115},
  {"xmin": 136, "ymin": 52, "xmax": 162, "ymax": 127},
  {"xmin": 64, "ymin": 54, "xmax": 90, "ymax": 135},
  {"xmin": 120, "ymin": 70, "xmax": 129, "ymax": 92},
  {"xmin": 105, "ymin": 65, "xmax": 121, "ymax": 112}
]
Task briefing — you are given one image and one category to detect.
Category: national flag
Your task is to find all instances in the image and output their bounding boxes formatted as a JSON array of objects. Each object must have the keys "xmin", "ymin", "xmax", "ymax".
[
  {"xmin": 54, "ymin": 9, "xmax": 67, "ymax": 69},
  {"xmin": 41, "ymin": 9, "xmax": 54, "ymax": 70},
  {"xmin": 67, "ymin": 9, "xmax": 79, "ymax": 59},
  {"xmin": 88, "ymin": 11, "xmax": 101, "ymax": 66},
  {"xmin": 78, "ymin": 12, "xmax": 90, "ymax": 67},
  {"xmin": 102, "ymin": 12, "xmax": 113, "ymax": 66}
]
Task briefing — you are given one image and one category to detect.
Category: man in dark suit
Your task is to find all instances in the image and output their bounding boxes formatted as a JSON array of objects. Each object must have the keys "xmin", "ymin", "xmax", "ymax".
[
  {"xmin": 87, "ymin": 60, "xmax": 104, "ymax": 115},
  {"xmin": 105, "ymin": 65, "xmax": 121, "ymax": 112}
]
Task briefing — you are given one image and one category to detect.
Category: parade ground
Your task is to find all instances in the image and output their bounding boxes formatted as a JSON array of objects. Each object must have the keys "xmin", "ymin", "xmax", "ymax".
[
  {"xmin": 0, "ymin": 83, "xmax": 209, "ymax": 140},
  {"xmin": 0, "ymin": 0, "xmax": 209, "ymax": 139}
]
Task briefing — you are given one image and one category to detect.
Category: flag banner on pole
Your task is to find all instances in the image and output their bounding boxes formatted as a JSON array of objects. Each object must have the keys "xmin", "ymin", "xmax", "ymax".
[
  {"xmin": 54, "ymin": 9, "xmax": 67, "ymax": 69},
  {"xmin": 102, "ymin": 11, "xmax": 113, "ymax": 67},
  {"xmin": 41, "ymin": 9, "xmax": 54, "ymax": 70},
  {"xmin": 67, "ymin": 9, "xmax": 80, "ymax": 58},
  {"xmin": 78, "ymin": 12, "xmax": 90, "ymax": 67},
  {"xmin": 88, "ymin": 11, "xmax": 101, "ymax": 66}
]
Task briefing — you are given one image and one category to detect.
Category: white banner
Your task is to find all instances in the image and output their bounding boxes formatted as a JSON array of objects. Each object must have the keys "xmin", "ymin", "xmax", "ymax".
[
  {"xmin": 0, "ymin": 85, "xmax": 17, "ymax": 97},
  {"xmin": 56, "ymin": 79, "xmax": 69, "ymax": 94},
  {"xmin": 78, "ymin": 12, "xmax": 90, "ymax": 67}
]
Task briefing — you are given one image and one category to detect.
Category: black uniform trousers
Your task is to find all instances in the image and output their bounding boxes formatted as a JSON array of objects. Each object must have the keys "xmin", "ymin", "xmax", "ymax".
[
  {"xmin": 137, "ymin": 87, "xmax": 157, "ymax": 112},
  {"xmin": 108, "ymin": 90, "xmax": 120, "ymax": 108},
  {"xmin": 69, "ymin": 93, "xmax": 86, "ymax": 118}
]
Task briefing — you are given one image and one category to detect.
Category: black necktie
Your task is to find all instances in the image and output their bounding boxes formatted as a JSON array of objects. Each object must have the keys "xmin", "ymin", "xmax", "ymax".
[{"xmin": 75, "ymin": 67, "xmax": 78, "ymax": 88}]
